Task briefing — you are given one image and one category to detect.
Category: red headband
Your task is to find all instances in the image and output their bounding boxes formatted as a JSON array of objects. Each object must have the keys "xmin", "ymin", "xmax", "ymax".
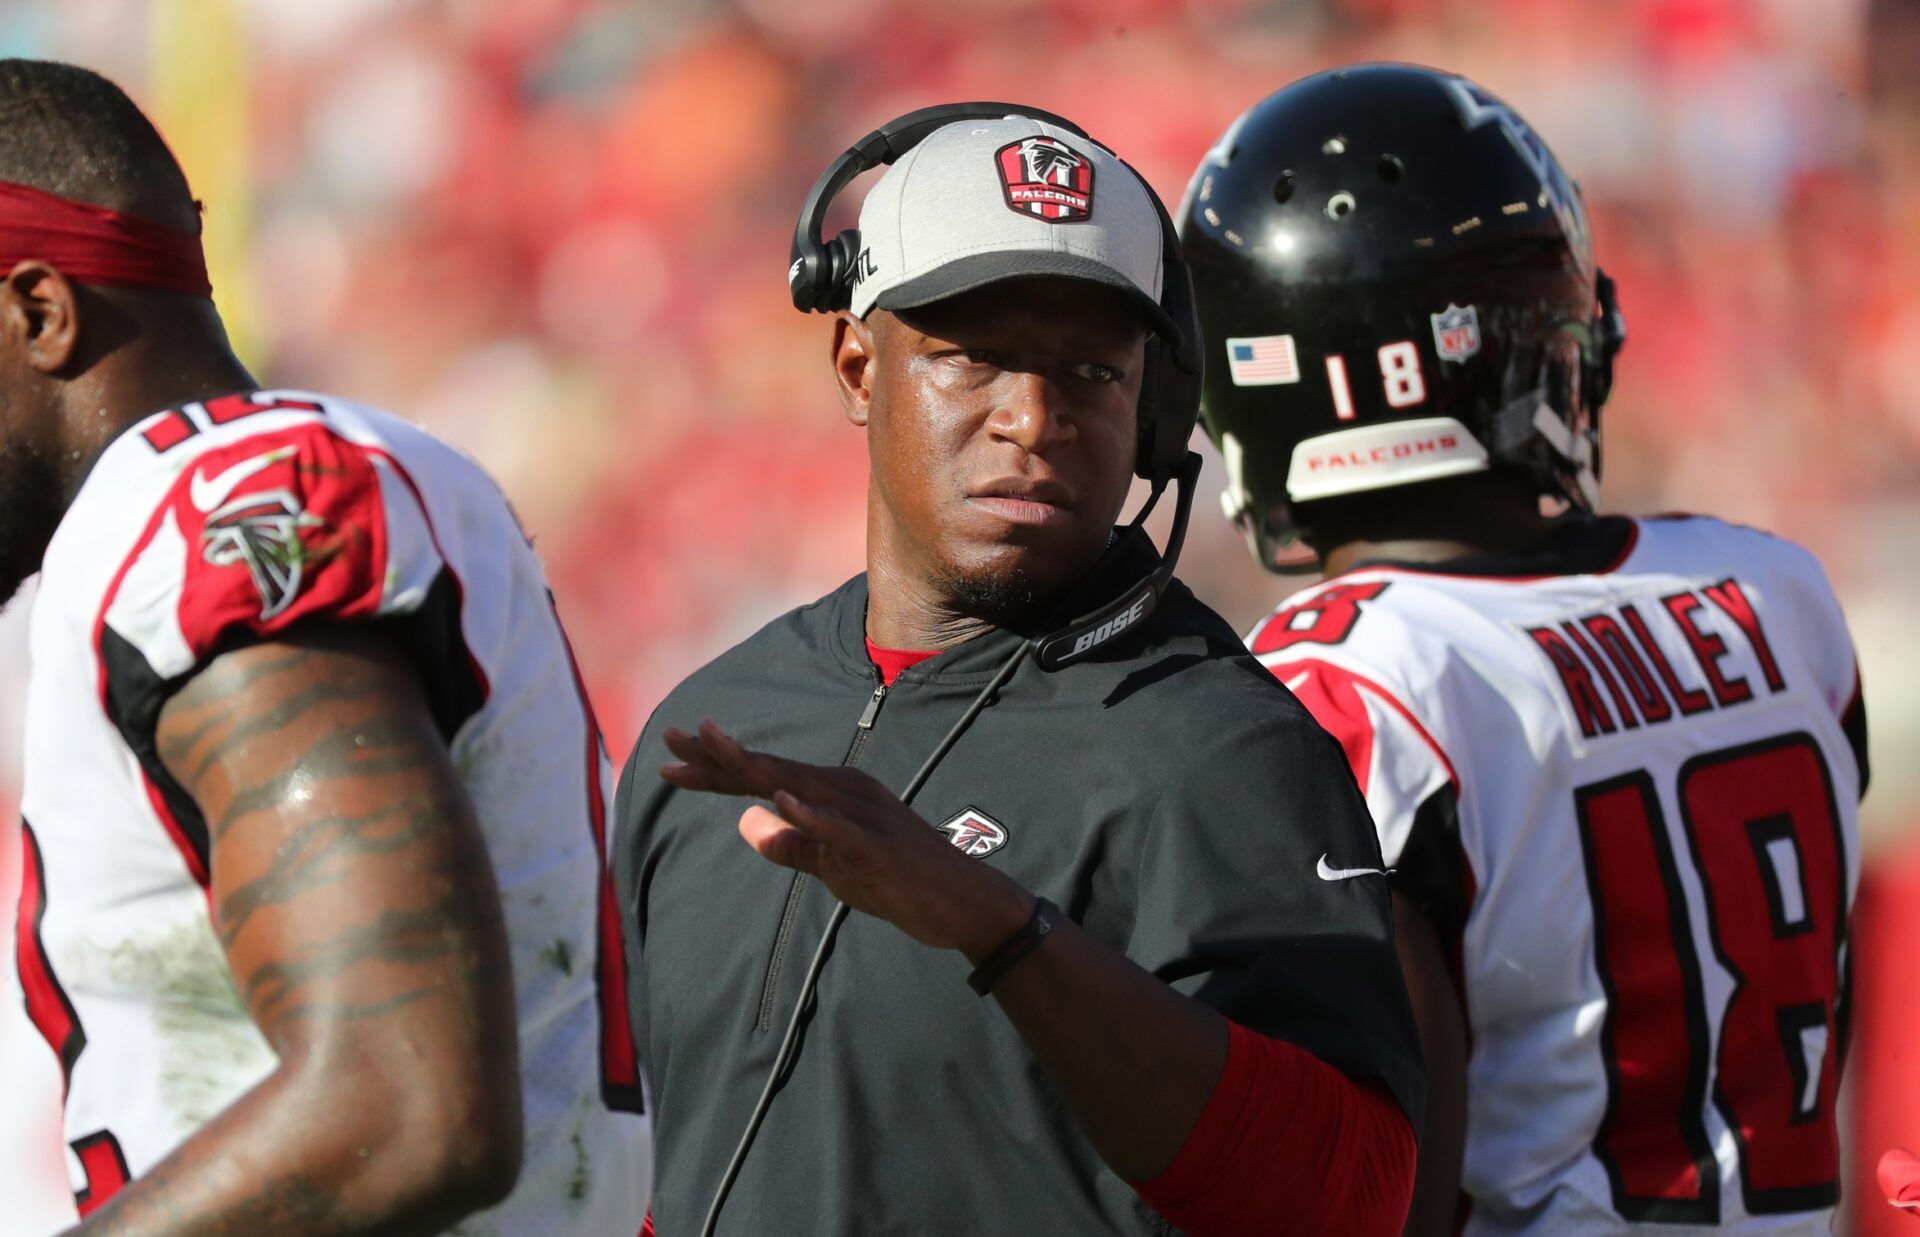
[{"xmin": 0, "ymin": 179, "xmax": 210, "ymax": 297}]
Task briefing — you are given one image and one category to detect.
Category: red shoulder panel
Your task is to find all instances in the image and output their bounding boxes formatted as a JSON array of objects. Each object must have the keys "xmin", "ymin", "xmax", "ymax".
[
  {"xmin": 1270, "ymin": 658, "xmax": 1377, "ymax": 796},
  {"xmin": 1269, "ymin": 657, "xmax": 1462, "ymax": 801},
  {"xmin": 166, "ymin": 423, "xmax": 389, "ymax": 658}
]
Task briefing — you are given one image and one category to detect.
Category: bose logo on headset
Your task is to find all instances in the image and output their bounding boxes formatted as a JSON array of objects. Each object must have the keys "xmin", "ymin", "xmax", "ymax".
[{"xmin": 1069, "ymin": 590, "xmax": 1150, "ymax": 658}]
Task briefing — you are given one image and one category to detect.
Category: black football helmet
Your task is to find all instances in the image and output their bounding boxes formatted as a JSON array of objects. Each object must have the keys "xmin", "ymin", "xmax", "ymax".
[{"xmin": 1177, "ymin": 63, "xmax": 1626, "ymax": 570}]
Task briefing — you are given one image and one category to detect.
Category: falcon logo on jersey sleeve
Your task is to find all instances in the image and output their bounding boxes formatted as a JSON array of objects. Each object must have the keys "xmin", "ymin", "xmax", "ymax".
[
  {"xmin": 166, "ymin": 423, "xmax": 390, "ymax": 655},
  {"xmin": 191, "ymin": 447, "xmax": 323, "ymax": 620}
]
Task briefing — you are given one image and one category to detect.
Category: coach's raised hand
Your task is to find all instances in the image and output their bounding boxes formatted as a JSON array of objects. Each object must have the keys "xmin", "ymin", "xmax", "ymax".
[
  {"xmin": 659, "ymin": 714, "xmax": 1226, "ymax": 1184},
  {"xmin": 661, "ymin": 719, "xmax": 1032, "ymax": 958}
]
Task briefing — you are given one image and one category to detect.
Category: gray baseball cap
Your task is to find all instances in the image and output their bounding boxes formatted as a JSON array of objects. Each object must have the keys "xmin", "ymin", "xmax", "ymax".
[{"xmin": 847, "ymin": 116, "xmax": 1176, "ymax": 339}]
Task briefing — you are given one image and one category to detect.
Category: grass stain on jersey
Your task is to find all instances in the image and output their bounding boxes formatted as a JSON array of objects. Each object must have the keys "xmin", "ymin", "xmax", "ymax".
[
  {"xmin": 452, "ymin": 722, "xmax": 542, "ymax": 792},
  {"xmin": 61, "ymin": 912, "xmax": 274, "ymax": 1129},
  {"xmin": 567, "ymin": 1124, "xmax": 592, "ymax": 1207},
  {"xmin": 541, "ymin": 936, "xmax": 575, "ymax": 977}
]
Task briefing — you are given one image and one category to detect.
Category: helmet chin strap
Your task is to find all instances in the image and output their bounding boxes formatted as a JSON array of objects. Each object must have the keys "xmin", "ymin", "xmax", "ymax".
[{"xmin": 1033, "ymin": 450, "xmax": 1202, "ymax": 672}]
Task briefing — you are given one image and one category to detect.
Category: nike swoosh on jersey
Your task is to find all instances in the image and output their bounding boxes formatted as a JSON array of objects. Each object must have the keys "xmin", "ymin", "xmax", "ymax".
[
  {"xmin": 190, "ymin": 445, "xmax": 299, "ymax": 513},
  {"xmin": 1316, "ymin": 853, "xmax": 1392, "ymax": 881}
]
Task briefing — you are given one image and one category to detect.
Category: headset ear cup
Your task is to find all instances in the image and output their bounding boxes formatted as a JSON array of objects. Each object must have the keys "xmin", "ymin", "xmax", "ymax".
[
  {"xmin": 1142, "ymin": 342, "xmax": 1203, "ymax": 483},
  {"xmin": 1140, "ymin": 240, "xmax": 1205, "ymax": 484},
  {"xmin": 1134, "ymin": 341, "xmax": 1165, "ymax": 482},
  {"xmin": 823, "ymin": 229, "xmax": 862, "ymax": 313},
  {"xmin": 788, "ymin": 248, "xmax": 826, "ymax": 312},
  {"xmin": 789, "ymin": 230, "xmax": 864, "ymax": 313},
  {"xmin": 1134, "ymin": 341, "xmax": 1204, "ymax": 483}
]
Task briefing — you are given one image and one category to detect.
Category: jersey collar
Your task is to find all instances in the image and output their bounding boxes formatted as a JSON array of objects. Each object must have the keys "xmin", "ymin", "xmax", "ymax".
[{"xmin": 1344, "ymin": 514, "xmax": 1638, "ymax": 580}]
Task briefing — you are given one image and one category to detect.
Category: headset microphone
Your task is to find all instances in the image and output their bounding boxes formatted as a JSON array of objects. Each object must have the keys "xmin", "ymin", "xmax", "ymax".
[{"xmin": 1034, "ymin": 450, "xmax": 1202, "ymax": 672}]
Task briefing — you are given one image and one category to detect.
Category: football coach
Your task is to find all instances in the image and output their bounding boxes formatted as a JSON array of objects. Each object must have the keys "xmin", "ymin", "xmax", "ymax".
[{"xmin": 613, "ymin": 105, "xmax": 1423, "ymax": 1236}]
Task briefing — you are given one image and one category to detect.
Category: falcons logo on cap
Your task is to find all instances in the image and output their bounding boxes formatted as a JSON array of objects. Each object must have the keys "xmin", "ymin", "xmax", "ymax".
[
  {"xmin": 996, "ymin": 137, "xmax": 1093, "ymax": 223},
  {"xmin": 935, "ymin": 807, "xmax": 1010, "ymax": 857}
]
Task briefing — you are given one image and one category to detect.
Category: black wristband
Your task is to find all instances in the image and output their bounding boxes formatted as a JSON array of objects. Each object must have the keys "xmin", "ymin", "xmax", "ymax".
[{"xmin": 966, "ymin": 897, "xmax": 1058, "ymax": 996}]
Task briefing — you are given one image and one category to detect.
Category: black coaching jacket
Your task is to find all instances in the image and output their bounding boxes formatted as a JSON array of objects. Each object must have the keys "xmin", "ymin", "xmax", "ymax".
[{"xmin": 613, "ymin": 534, "xmax": 1424, "ymax": 1235}]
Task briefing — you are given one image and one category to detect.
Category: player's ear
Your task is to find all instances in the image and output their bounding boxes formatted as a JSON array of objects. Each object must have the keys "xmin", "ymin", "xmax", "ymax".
[
  {"xmin": 831, "ymin": 311, "xmax": 875, "ymax": 429},
  {"xmin": 0, "ymin": 261, "xmax": 81, "ymax": 374}
]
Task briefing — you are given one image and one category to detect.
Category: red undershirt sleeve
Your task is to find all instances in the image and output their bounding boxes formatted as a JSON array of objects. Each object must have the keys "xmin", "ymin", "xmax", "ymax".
[{"xmin": 1132, "ymin": 1019, "xmax": 1417, "ymax": 1237}]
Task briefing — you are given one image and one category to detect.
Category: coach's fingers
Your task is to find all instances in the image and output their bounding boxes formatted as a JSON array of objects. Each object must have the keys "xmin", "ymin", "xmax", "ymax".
[
  {"xmin": 695, "ymin": 719, "xmax": 858, "ymax": 801},
  {"xmin": 663, "ymin": 725, "xmax": 736, "ymax": 771},
  {"xmin": 661, "ymin": 727, "xmax": 721, "ymax": 771},
  {"xmin": 658, "ymin": 759, "xmax": 748, "ymax": 794},
  {"xmin": 659, "ymin": 729, "xmax": 757, "ymax": 791},
  {"xmin": 661, "ymin": 726, "xmax": 776, "ymax": 796},
  {"xmin": 663, "ymin": 723, "xmax": 877, "ymax": 814},
  {"xmin": 739, "ymin": 804, "xmax": 826, "ymax": 874},
  {"xmin": 696, "ymin": 719, "xmax": 805, "ymax": 783},
  {"xmin": 769, "ymin": 789, "xmax": 872, "ymax": 851}
]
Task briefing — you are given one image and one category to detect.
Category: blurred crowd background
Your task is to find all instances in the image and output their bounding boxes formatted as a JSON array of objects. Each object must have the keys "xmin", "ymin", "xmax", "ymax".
[{"xmin": 1, "ymin": 0, "xmax": 1917, "ymax": 1229}]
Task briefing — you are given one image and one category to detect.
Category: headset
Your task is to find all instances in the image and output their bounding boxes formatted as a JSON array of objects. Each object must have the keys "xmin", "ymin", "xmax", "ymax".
[{"xmin": 695, "ymin": 106, "xmax": 1206, "ymax": 1236}]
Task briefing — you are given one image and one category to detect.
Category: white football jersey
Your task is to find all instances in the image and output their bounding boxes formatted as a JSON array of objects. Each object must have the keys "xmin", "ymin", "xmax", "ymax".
[
  {"xmin": 1247, "ymin": 516, "xmax": 1863, "ymax": 1235},
  {"xmin": 6, "ymin": 390, "xmax": 649, "ymax": 1233}
]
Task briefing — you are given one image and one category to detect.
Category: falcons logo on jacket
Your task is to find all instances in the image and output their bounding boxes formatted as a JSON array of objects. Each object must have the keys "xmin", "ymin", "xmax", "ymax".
[{"xmin": 935, "ymin": 808, "xmax": 1009, "ymax": 857}]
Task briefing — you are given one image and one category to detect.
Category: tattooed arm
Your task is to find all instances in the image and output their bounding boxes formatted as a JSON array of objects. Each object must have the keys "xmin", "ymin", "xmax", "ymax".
[{"xmin": 67, "ymin": 628, "xmax": 521, "ymax": 1236}]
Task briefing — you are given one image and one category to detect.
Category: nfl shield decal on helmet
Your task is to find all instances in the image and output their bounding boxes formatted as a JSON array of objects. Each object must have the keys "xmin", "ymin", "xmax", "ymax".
[
  {"xmin": 935, "ymin": 807, "xmax": 1010, "ymax": 857},
  {"xmin": 1431, "ymin": 304, "xmax": 1482, "ymax": 363},
  {"xmin": 996, "ymin": 137, "xmax": 1093, "ymax": 222}
]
